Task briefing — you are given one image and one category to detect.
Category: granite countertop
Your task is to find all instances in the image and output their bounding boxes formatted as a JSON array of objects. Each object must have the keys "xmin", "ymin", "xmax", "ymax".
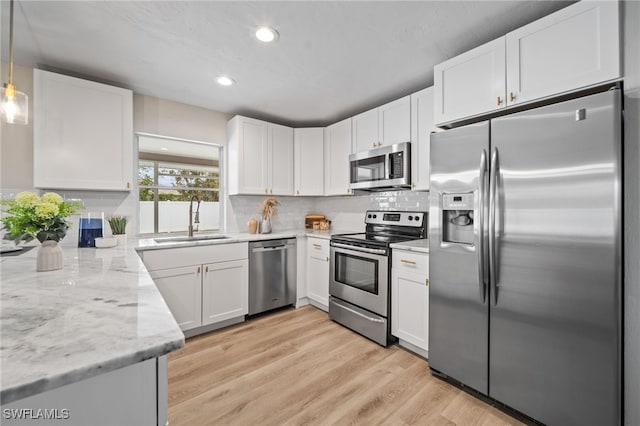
[
  {"xmin": 0, "ymin": 242, "xmax": 185, "ymax": 404},
  {"xmin": 390, "ymin": 238, "xmax": 430, "ymax": 253}
]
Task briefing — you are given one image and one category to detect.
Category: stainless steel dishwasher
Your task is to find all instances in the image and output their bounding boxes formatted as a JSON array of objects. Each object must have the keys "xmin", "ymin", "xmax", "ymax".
[{"xmin": 248, "ymin": 238, "xmax": 296, "ymax": 315}]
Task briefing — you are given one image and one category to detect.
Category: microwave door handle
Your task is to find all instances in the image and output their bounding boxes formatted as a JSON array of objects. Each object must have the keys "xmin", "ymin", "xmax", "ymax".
[{"xmin": 386, "ymin": 152, "xmax": 392, "ymax": 179}]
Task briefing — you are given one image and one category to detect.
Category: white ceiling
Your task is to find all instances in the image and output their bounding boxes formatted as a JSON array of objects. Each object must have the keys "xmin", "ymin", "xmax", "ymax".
[{"xmin": 1, "ymin": 1, "xmax": 573, "ymax": 127}]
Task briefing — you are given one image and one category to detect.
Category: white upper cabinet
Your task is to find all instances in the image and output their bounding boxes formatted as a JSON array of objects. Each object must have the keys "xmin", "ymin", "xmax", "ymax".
[
  {"xmin": 228, "ymin": 116, "xmax": 268, "ymax": 195},
  {"xmin": 33, "ymin": 69, "xmax": 133, "ymax": 191},
  {"xmin": 410, "ymin": 87, "xmax": 436, "ymax": 191},
  {"xmin": 352, "ymin": 108, "xmax": 379, "ymax": 152},
  {"xmin": 434, "ymin": 37, "xmax": 506, "ymax": 126},
  {"xmin": 505, "ymin": 1, "xmax": 620, "ymax": 107},
  {"xmin": 434, "ymin": 1, "xmax": 620, "ymax": 126},
  {"xmin": 352, "ymin": 96, "xmax": 411, "ymax": 153},
  {"xmin": 324, "ymin": 117, "xmax": 352, "ymax": 196},
  {"xmin": 228, "ymin": 116, "xmax": 294, "ymax": 195},
  {"xmin": 294, "ymin": 128, "xmax": 324, "ymax": 196},
  {"xmin": 269, "ymin": 123, "xmax": 295, "ymax": 195},
  {"xmin": 378, "ymin": 96, "xmax": 412, "ymax": 147}
]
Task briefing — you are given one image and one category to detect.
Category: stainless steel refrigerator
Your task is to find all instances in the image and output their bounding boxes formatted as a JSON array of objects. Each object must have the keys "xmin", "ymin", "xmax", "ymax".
[{"xmin": 428, "ymin": 89, "xmax": 622, "ymax": 426}]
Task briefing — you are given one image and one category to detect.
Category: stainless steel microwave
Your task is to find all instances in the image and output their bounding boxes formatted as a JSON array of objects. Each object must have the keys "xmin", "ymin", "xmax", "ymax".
[{"xmin": 349, "ymin": 142, "xmax": 411, "ymax": 191}]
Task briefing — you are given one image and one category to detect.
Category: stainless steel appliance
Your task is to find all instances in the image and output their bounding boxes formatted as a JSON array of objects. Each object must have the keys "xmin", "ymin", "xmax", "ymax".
[
  {"xmin": 349, "ymin": 142, "xmax": 411, "ymax": 191},
  {"xmin": 429, "ymin": 89, "xmax": 622, "ymax": 426},
  {"xmin": 330, "ymin": 211, "xmax": 427, "ymax": 346},
  {"xmin": 248, "ymin": 238, "xmax": 296, "ymax": 315}
]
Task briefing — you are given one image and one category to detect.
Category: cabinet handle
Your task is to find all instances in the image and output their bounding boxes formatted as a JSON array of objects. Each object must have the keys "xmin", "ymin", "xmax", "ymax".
[
  {"xmin": 313, "ymin": 243, "xmax": 322, "ymax": 249},
  {"xmin": 270, "ymin": 189, "xmax": 273, "ymax": 194},
  {"xmin": 205, "ymin": 266, "xmax": 209, "ymax": 273},
  {"xmin": 197, "ymin": 266, "xmax": 201, "ymax": 273},
  {"xmin": 297, "ymin": 190, "xmax": 300, "ymax": 195},
  {"xmin": 497, "ymin": 96, "xmax": 503, "ymax": 106},
  {"xmin": 425, "ymin": 278, "xmax": 429, "ymax": 286},
  {"xmin": 126, "ymin": 182, "xmax": 130, "ymax": 189},
  {"xmin": 265, "ymin": 188, "xmax": 268, "ymax": 194},
  {"xmin": 326, "ymin": 256, "xmax": 329, "ymax": 262},
  {"xmin": 412, "ymin": 183, "xmax": 415, "ymax": 189},
  {"xmin": 401, "ymin": 259, "xmax": 417, "ymax": 265},
  {"xmin": 509, "ymin": 92, "xmax": 515, "ymax": 102}
]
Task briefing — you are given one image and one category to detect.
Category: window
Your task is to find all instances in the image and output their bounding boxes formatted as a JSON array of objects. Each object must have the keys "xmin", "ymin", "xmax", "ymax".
[{"xmin": 137, "ymin": 134, "xmax": 222, "ymax": 234}]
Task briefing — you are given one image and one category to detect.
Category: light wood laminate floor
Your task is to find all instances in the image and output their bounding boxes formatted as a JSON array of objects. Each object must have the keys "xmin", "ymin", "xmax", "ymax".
[{"xmin": 168, "ymin": 305, "xmax": 524, "ymax": 426}]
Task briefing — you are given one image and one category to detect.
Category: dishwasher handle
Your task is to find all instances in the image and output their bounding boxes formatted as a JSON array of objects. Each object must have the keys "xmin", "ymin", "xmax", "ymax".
[{"xmin": 251, "ymin": 244, "xmax": 288, "ymax": 253}]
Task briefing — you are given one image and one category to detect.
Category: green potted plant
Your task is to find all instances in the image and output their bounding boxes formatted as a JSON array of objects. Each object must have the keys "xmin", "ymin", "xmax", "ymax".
[
  {"xmin": 107, "ymin": 215, "xmax": 127, "ymax": 245},
  {"xmin": 1, "ymin": 191, "xmax": 83, "ymax": 271}
]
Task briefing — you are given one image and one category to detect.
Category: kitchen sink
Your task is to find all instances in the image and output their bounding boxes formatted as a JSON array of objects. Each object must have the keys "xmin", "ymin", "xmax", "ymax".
[{"xmin": 153, "ymin": 234, "xmax": 230, "ymax": 244}]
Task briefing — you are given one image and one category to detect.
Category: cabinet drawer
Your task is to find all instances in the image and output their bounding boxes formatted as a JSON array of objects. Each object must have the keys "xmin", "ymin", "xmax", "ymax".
[
  {"xmin": 141, "ymin": 242, "xmax": 248, "ymax": 271},
  {"xmin": 392, "ymin": 250, "xmax": 429, "ymax": 276},
  {"xmin": 307, "ymin": 237, "xmax": 329, "ymax": 259}
]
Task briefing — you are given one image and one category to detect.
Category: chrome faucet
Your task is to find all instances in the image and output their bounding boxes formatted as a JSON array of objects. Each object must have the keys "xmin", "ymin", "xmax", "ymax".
[{"xmin": 188, "ymin": 195, "xmax": 200, "ymax": 237}]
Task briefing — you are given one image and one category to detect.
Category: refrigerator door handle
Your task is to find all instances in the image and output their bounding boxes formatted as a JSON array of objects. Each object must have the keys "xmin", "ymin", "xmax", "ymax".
[
  {"xmin": 478, "ymin": 149, "xmax": 488, "ymax": 303},
  {"xmin": 489, "ymin": 147, "xmax": 499, "ymax": 305}
]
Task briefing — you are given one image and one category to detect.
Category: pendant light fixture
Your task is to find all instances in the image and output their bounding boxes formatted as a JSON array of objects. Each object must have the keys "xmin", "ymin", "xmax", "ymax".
[{"xmin": 1, "ymin": 0, "xmax": 28, "ymax": 125}]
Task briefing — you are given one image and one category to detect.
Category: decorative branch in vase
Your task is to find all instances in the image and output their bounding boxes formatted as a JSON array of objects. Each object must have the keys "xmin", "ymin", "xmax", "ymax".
[
  {"xmin": 1, "ymin": 191, "xmax": 83, "ymax": 271},
  {"xmin": 259, "ymin": 198, "xmax": 279, "ymax": 234}
]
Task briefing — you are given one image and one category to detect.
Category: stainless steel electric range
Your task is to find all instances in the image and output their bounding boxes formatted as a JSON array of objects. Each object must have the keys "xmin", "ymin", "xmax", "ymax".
[{"xmin": 329, "ymin": 210, "xmax": 427, "ymax": 346}]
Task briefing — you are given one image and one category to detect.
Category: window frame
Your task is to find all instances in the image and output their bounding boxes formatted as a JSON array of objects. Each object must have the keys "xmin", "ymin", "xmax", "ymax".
[{"xmin": 136, "ymin": 133, "xmax": 225, "ymax": 235}]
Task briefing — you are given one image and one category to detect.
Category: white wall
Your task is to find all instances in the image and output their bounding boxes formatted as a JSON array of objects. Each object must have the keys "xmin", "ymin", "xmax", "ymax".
[
  {"xmin": 623, "ymin": 1, "xmax": 640, "ymax": 425},
  {"xmin": 0, "ymin": 64, "xmax": 232, "ymax": 241}
]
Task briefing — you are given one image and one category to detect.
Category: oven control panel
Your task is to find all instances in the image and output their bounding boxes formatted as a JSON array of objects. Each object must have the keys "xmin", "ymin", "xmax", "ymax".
[{"xmin": 365, "ymin": 210, "xmax": 425, "ymax": 227}]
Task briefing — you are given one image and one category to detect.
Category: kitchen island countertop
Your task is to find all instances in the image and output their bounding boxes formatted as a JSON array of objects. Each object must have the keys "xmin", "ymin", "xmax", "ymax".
[{"xmin": 0, "ymin": 243, "xmax": 185, "ymax": 405}]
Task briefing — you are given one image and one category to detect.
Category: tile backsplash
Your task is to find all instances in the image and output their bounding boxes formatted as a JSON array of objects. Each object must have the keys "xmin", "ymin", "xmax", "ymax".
[{"xmin": 226, "ymin": 190, "xmax": 429, "ymax": 233}]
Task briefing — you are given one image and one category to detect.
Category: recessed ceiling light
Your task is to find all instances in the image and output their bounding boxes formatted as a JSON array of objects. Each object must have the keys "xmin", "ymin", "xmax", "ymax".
[
  {"xmin": 216, "ymin": 76, "xmax": 235, "ymax": 86},
  {"xmin": 255, "ymin": 26, "xmax": 279, "ymax": 43},
  {"xmin": 160, "ymin": 147, "xmax": 168, "ymax": 151}
]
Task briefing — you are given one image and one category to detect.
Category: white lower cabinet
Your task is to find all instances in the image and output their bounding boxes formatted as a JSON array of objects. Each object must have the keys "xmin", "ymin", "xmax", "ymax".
[
  {"xmin": 142, "ymin": 243, "xmax": 249, "ymax": 334},
  {"xmin": 391, "ymin": 249, "xmax": 429, "ymax": 357},
  {"xmin": 150, "ymin": 266, "xmax": 202, "ymax": 331},
  {"xmin": 306, "ymin": 237, "xmax": 330, "ymax": 311},
  {"xmin": 202, "ymin": 259, "xmax": 248, "ymax": 325}
]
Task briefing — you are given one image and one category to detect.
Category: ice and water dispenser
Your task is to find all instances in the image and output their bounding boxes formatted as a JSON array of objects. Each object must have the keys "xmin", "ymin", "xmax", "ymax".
[{"xmin": 442, "ymin": 193, "xmax": 474, "ymax": 244}]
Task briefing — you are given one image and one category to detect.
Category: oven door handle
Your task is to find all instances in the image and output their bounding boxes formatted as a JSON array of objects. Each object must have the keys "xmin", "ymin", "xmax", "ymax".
[
  {"xmin": 331, "ymin": 299, "xmax": 385, "ymax": 324},
  {"xmin": 331, "ymin": 242, "xmax": 387, "ymax": 255}
]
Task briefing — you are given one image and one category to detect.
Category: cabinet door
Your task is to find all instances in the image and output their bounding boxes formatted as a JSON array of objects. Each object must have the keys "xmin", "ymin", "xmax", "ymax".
[
  {"xmin": 410, "ymin": 87, "xmax": 435, "ymax": 191},
  {"xmin": 294, "ymin": 128, "xmax": 324, "ymax": 196},
  {"xmin": 202, "ymin": 259, "xmax": 248, "ymax": 325},
  {"xmin": 33, "ymin": 69, "xmax": 133, "ymax": 191},
  {"xmin": 269, "ymin": 123, "xmax": 294, "ymax": 195},
  {"xmin": 324, "ymin": 117, "xmax": 352, "ymax": 196},
  {"xmin": 379, "ymin": 96, "xmax": 411, "ymax": 147},
  {"xmin": 352, "ymin": 108, "xmax": 379, "ymax": 153},
  {"xmin": 434, "ymin": 37, "xmax": 506, "ymax": 126},
  {"xmin": 391, "ymin": 251, "xmax": 429, "ymax": 351},
  {"xmin": 306, "ymin": 238, "xmax": 330, "ymax": 310},
  {"xmin": 234, "ymin": 116, "xmax": 269, "ymax": 195},
  {"xmin": 506, "ymin": 1, "xmax": 620, "ymax": 106},
  {"xmin": 150, "ymin": 266, "xmax": 202, "ymax": 331}
]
